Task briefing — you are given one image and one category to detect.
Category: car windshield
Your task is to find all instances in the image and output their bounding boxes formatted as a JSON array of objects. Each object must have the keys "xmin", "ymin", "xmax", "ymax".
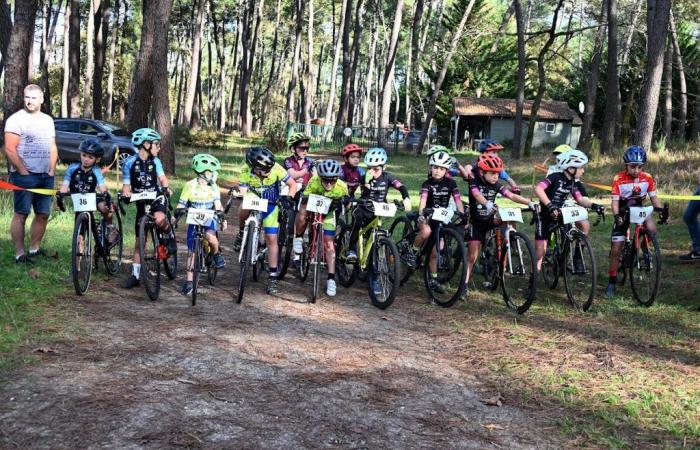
[{"xmin": 96, "ymin": 120, "xmax": 130, "ymax": 137}]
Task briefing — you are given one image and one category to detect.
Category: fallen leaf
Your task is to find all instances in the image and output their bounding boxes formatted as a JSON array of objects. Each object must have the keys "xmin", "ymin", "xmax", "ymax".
[
  {"xmin": 480, "ymin": 394, "xmax": 504, "ymax": 407},
  {"xmin": 482, "ymin": 423, "xmax": 505, "ymax": 430},
  {"xmin": 28, "ymin": 269, "xmax": 40, "ymax": 279}
]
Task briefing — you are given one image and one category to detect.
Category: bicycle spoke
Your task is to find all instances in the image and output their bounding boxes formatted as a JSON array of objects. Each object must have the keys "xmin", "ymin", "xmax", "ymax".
[
  {"xmin": 563, "ymin": 233, "xmax": 596, "ymax": 312},
  {"xmin": 630, "ymin": 232, "xmax": 661, "ymax": 307}
]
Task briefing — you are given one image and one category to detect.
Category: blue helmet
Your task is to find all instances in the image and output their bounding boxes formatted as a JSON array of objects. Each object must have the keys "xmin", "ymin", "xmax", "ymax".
[
  {"xmin": 478, "ymin": 139, "xmax": 504, "ymax": 153},
  {"xmin": 623, "ymin": 146, "xmax": 647, "ymax": 165},
  {"xmin": 131, "ymin": 128, "xmax": 161, "ymax": 146}
]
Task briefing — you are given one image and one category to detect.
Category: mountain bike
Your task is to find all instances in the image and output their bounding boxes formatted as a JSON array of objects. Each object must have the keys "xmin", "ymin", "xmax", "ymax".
[
  {"xmin": 57, "ymin": 191, "xmax": 124, "ymax": 295},
  {"xmin": 614, "ymin": 204, "xmax": 668, "ymax": 307},
  {"xmin": 335, "ymin": 198, "xmax": 402, "ymax": 310},
  {"xmin": 178, "ymin": 208, "xmax": 224, "ymax": 306},
  {"xmin": 540, "ymin": 203, "xmax": 605, "ymax": 312},
  {"xmin": 297, "ymin": 194, "xmax": 337, "ymax": 303},
  {"xmin": 390, "ymin": 207, "xmax": 468, "ymax": 308}
]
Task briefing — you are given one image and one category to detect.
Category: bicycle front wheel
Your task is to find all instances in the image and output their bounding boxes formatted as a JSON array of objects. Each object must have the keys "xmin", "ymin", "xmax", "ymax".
[
  {"xmin": 629, "ymin": 231, "xmax": 661, "ymax": 307},
  {"xmin": 480, "ymin": 231, "xmax": 500, "ymax": 291},
  {"xmin": 277, "ymin": 207, "xmax": 294, "ymax": 280},
  {"xmin": 389, "ymin": 215, "xmax": 416, "ymax": 285},
  {"xmin": 102, "ymin": 210, "xmax": 123, "ymax": 275},
  {"xmin": 367, "ymin": 236, "xmax": 400, "ymax": 310},
  {"xmin": 207, "ymin": 250, "xmax": 218, "ymax": 285},
  {"xmin": 424, "ymin": 227, "xmax": 467, "ymax": 308},
  {"xmin": 139, "ymin": 216, "xmax": 161, "ymax": 301},
  {"xmin": 72, "ymin": 213, "xmax": 93, "ymax": 295},
  {"xmin": 237, "ymin": 222, "xmax": 255, "ymax": 304},
  {"xmin": 310, "ymin": 224, "xmax": 323, "ymax": 303},
  {"xmin": 335, "ymin": 222, "xmax": 357, "ymax": 287},
  {"xmin": 563, "ymin": 231, "xmax": 597, "ymax": 312},
  {"xmin": 192, "ymin": 239, "xmax": 202, "ymax": 306},
  {"xmin": 500, "ymin": 230, "xmax": 537, "ymax": 314}
]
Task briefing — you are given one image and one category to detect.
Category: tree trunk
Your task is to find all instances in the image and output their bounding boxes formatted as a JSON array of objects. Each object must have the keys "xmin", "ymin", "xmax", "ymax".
[
  {"xmin": 68, "ymin": 0, "xmax": 81, "ymax": 117},
  {"xmin": 83, "ymin": 0, "xmax": 100, "ymax": 118},
  {"xmin": 662, "ymin": 37, "xmax": 672, "ymax": 140},
  {"xmin": 379, "ymin": 0, "xmax": 403, "ymax": 128},
  {"xmin": 670, "ymin": 11, "xmax": 687, "ymax": 140},
  {"xmin": 126, "ymin": 0, "xmax": 158, "ymax": 130},
  {"xmin": 152, "ymin": 0, "xmax": 174, "ymax": 172},
  {"xmin": 336, "ymin": 0, "xmax": 355, "ymax": 126},
  {"xmin": 39, "ymin": 0, "xmax": 63, "ymax": 115},
  {"xmin": 490, "ymin": 1, "xmax": 515, "ymax": 53},
  {"xmin": 417, "ymin": 0, "xmax": 477, "ymax": 153},
  {"xmin": 345, "ymin": 0, "xmax": 365, "ymax": 127},
  {"xmin": 620, "ymin": 0, "xmax": 643, "ymax": 66},
  {"xmin": 632, "ymin": 0, "xmax": 672, "ymax": 150},
  {"xmin": 181, "ymin": 0, "xmax": 206, "ymax": 127},
  {"xmin": 691, "ymin": 96, "xmax": 700, "ymax": 141},
  {"xmin": 61, "ymin": 0, "xmax": 70, "ymax": 117},
  {"xmin": 93, "ymin": 0, "xmax": 110, "ymax": 120},
  {"xmin": 211, "ymin": 6, "xmax": 228, "ymax": 132},
  {"xmin": 323, "ymin": 0, "xmax": 348, "ymax": 128},
  {"xmin": 286, "ymin": 0, "xmax": 303, "ymax": 124},
  {"xmin": 302, "ymin": 0, "xmax": 315, "ymax": 124},
  {"xmin": 259, "ymin": 0, "xmax": 280, "ymax": 128},
  {"xmin": 600, "ymin": 0, "xmax": 619, "ymax": 154},
  {"xmin": 362, "ymin": 21, "xmax": 377, "ymax": 126},
  {"xmin": 578, "ymin": 1, "xmax": 607, "ymax": 151},
  {"xmin": 0, "ymin": 0, "xmax": 11, "ymax": 78},
  {"xmin": 239, "ymin": 0, "xmax": 263, "ymax": 136},
  {"xmin": 192, "ymin": 49, "xmax": 202, "ymax": 130},
  {"xmin": 106, "ymin": 0, "xmax": 120, "ymax": 119},
  {"xmin": 512, "ymin": 0, "xmax": 526, "ymax": 157}
]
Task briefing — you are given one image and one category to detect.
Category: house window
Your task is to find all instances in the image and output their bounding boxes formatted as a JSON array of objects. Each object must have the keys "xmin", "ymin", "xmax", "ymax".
[{"xmin": 545, "ymin": 123, "xmax": 556, "ymax": 133}]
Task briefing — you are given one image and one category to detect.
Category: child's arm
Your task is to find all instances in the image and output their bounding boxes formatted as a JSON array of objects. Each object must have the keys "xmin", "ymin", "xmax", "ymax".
[
  {"xmin": 470, "ymin": 185, "xmax": 493, "ymax": 212},
  {"xmin": 508, "ymin": 191, "xmax": 537, "ymax": 209},
  {"xmin": 417, "ymin": 196, "xmax": 427, "ymax": 216}
]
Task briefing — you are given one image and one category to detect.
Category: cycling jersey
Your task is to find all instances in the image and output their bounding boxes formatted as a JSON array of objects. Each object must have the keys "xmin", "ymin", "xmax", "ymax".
[
  {"xmin": 62, "ymin": 163, "xmax": 105, "ymax": 194},
  {"xmin": 340, "ymin": 163, "xmax": 365, "ymax": 196},
  {"xmin": 469, "ymin": 176, "xmax": 513, "ymax": 221},
  {"xmin": 537, "ymin": 172, "xmax": 587, "ymax": 208},
  {"xmin": 421, "ymin": 177, "xmax": 461, "ymax": 209},
  {"xmin": 360, "ymin": 171, "xmax": 408, "ymax": 202},
  {"xmin": 611, "ymin": 170, "xmax": 657, "ymax": 207},
  {"xmin": 122, "ymin": 155, "xmax": 165, "ymax": 193},
  {"xmin": 283, "ymin": 155, "xmax": 314, "ymax": 186},
  {"xmin": 239, "ymin": 163, "xmax": 290, "ymax": 203},
  {"xmin": 305, "ymin": 175, "xmax": 349, "ymax": 200},
  {"xmin": 177, "ymin": 178, "xmax": 221, "ymax": 210}
]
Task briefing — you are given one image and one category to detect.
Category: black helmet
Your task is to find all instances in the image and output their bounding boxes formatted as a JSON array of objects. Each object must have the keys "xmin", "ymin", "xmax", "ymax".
[
  {"xmin": 79, "ymin": 139, "xmax": 104, "ymax": 157},
  {"xmin": 245, "ymin": 146, "xmax": 275, "ymax": 172}
]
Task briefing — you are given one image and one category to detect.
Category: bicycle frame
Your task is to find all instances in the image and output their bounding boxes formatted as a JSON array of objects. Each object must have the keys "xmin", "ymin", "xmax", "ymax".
[
  {"xmin": 356, "ymin": 217, "xmax": 380, "ymax": 270},
  {"xmin": 239, "ymin": 211, "xmax": 263, "ymax": 265}
]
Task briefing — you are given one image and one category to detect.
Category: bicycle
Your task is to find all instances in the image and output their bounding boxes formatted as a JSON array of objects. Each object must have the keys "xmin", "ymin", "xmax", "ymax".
[
  {"xmin": 296, "ymin": 194, "xmax": 337, "ymax": 303},
  {"xmin": 613, "ymin": 204, "xmax": 668, "ymax": 307},
  {"xmin": 540, "ymin": 203, "xmax": 605, "ymax": 312},
  {"xmin": 335, "ymin": 198, "xmax": 402, "ymax": 310},
  {"xmin": 57, "ymin": 191, "xmax": 124, "ymax": 295},
  {"xmin": 474, "ymin": 205, "xmax": 538, "ymax": 314},
  {"xmin": 390, "ymin": 207, "xmax": 468, "ymax": 308},
  {"xmin": 178, "ymin": 208, "xmax": 224, "ymax": 306}
]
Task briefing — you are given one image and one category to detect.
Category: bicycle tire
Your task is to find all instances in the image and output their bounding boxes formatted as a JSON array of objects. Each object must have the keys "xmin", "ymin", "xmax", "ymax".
[
  {"xmin": 297, "ymin": 236, "xmax": 311, "ymax": 283},
  {"xmin": 192, "ymin": 238, "xmax": 201, "ymax": 306},
  {"xmin": 480, "ymin": 231, "xmax": 500, "ymax": 291},
  {"xmin": 500, "ymin": 230, "xmax": 537, "ymax": 314},
  {"xmin": 310, "ymin": 224, "xmax": 323, "ymax": 303},
  {"xmin": 71, "ymin": 212, "xmax": 93, "ymax": 295},
  {"xmin": 163, "ymin": 218, "xmax": 178, "ymax": 280},
  {"xmin": 139, "ymin": 216, "xmax": 161, "ymax": 301},
  {"xmin": 237, "ymin": 222, "xmax": 255, "ymax": 304},
  {"xmin": 563, "ymin": 230, "xmax": 597, "ymax": 312},
  {"xmin": 389, "ymin": 215, "xmax": 416, "ymax": 285},
  {"xmin": 102, "ymin": 209, "xmax": 123, "ymax": 275},
  {"xmin": 616, "ymin": 243, "xmax": 629, "ymax": 286},
  {"xmin": 629, "ymin": 230, "xmax": 661, "ymax": 307},
  {"xmin": 367, "ymin": 236, "xmax": 400, "ymax": 310},
  {"xmin": 423, "ymin": 227, "xmax": 467, "ymax": 308},
  {"xmin": 277, "ymin": 207, "xmax": 294, "ymax": 280},
  {"xmin": 207, "ymin": 250, "xmax": 218, "ymax": 285},
  {"xmin": 335, "ymin": 222, "xmax": 357, "ymax": 287},
  {"xmin": 541, "ymin": 247, "xmax": 560, "ymax": 290}
]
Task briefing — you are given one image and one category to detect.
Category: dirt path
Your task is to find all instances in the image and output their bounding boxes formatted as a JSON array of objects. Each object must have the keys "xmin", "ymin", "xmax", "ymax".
[{"xmin": 1, "ymin": 237, "xmax": 564, "ymax": 448}]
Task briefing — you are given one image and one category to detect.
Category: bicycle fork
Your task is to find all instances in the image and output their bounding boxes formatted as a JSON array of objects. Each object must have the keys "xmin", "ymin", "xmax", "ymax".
[{"xmin": 239, "ymin": 216, "xmax": 260, "ymax": 265}]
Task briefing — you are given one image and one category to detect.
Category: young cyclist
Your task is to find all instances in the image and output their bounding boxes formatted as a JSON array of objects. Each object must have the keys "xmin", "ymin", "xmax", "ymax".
[
  {"xmin": 339, "ymin": 143, "xmax": 365, "ymax": 197},
  {"xmin": 284, "ymin": 132, "xmax": 315, "ymax": 192},
  {"xmin": 174, "ymin": 154, "xmax": 227, "ymax": 296},
  {"xmin": 546, "ymin": 144, "xmax": 572, "ymax": 176},
  {"xmin": 59, "ymin": 139, "xmax": 118, "ymax": 243},
  {"xmin": 465, "ymin": 153, "xmax": 538, "ymax": 288},
  {"xmin": 121, "ymin": 128, "xmax": 175, "ymax": 289},
  {"xmin": 458, "ymin": 139, "xmax": 521, "ymax": 193},
  {"xmin": 235, "ymin": 147, "xmax": 297, "ymax": 295},
  {"xmin": 533, "ymin": 149, "xmax": 605, "ymax": 272},
  {"xmin": 293, "ymin": 159, "xmax": 349, "ymax": 297},
  {"xmin": 409, "ymin": 151, "xmax": 465, "ymax": 292},
  {"xmin": 605, "ymin": 146, "xmax": 668, "ymax": 298}
]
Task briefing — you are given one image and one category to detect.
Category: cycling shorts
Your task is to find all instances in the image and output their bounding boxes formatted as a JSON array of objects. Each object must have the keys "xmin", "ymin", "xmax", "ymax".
[
  {"xmin": 467, "ymin": 218, "xmax": 497, "ymax": 243},
  {"xmin": 134, "ymin": 194, "xmax": 168, "ymax": 236},
  {"xmin": 186, "ymin": 221, "xmax": 218, "ymax": 251}
]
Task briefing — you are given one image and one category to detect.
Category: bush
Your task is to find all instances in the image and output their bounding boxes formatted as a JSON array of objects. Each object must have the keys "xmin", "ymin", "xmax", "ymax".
[
  {"xmin": 173, "ymin": 126, "xmax": 226, "ymax": 149},
  {"xmin": 264, "ymin": 122, "xmax": 288, "ymax": 154}
]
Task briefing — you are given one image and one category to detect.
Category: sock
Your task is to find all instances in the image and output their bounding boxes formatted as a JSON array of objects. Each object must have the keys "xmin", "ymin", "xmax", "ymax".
[
  {"xmin": 268, "ymin": 267, "xmax": 278, "ymax": 279},
  {"xmin": 295, "ymin": 233, "xmax": 303, "ymax": 239},
  {"xmin": 133, "ymin": 264, "xmax": 141, "ymax": 279},
  {"xmin": 29, "ymin": 248, "xmax": 39, "ymax": 255},
  {"xmin": 328, "ymin": 273, "xmax": 335, "ymax": 280}
]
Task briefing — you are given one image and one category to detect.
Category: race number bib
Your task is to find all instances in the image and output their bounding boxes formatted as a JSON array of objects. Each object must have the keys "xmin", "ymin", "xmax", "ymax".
[
  {"xmin": 431, "ymin": 207, "xmax": 454, "ymax": 224},
  {"xmin": 71, "ymin": 193, "xmax": 97, "ymax": 212},
  {"xmin": 186, "ymin": 208, "xmax": 215, "ymax": 226},
  {"xmin": 241, "ymin": 195, "xmax": 268, "ymax": 212},
  {"xmin": 372, "ymin": 201, "xmax": 397, "ymax": 217},
  {"xmin": 499, "ymin": 207, "xmax": 523, "ymax": 223},
  {"xmin": 629, "ymin": 206, "xmax": 654, "ymax": 224},
  {"xmin": 130, "ymin": 191, "xmax": 157, "ymax": 202},
  {"xmin": 306, "ymin": 194, "xmax": 332, "ymax": 214},
  {"xmin": 561, "ymin": 206, "xmax": 588, "ymax": 224}
]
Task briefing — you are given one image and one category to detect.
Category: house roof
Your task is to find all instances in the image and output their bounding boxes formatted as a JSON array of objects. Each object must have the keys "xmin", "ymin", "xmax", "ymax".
[{"xmin": 453, "ymin": 97, "xmax": 583, "ymax": 125}]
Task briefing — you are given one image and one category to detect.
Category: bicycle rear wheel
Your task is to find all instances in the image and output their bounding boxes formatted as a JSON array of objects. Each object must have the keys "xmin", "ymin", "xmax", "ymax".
[
  {"xmin": 480, "ymin": 231, "xmax": 500, "ymax": 291},
  {"xmin": 207, "ymin": 251, "xmax": 218, "ymax": 285},
  {"xmin": 335, "ymin": 222, "xmax": 357, "ymax": 287},
  {"xmin": 541, "ymin": 247, "xmax": 559, "ymax": 290},
  {"xmin": 310, "ymin": 224, "xmax": 323, "ymax": 303},
  {"xmin": 563, "ymin": 231, "xmax": 596, "ymax": 312},
  {"xmin": 72, "ymin": 213, "xmax": 93, "ymax": 295},
  {"xmin": 629, "ymin": 230, "xmax": 661, "ymax": 307},
  {"xmin": 500, "ymin": 230, "xmax": 537, "ymax": 314},
  {"xmin": 163, "ymin": 221, "xmax": 178, "ymax": 280},
  {"xmin": 102, "ymin": 210, "xmax": 123, "ymax": 275},
  {"xmin": 424, "ymin": 227, "xmax": 467, "ymax": 308},
  {"xmin": 389, "ymin": 215, "xmax": 416, "ymax": 285},
  {"xmin": 237, "ymin": 222, "xmax": 255, "ymax": 303},
  {"xmin": 192, "ymin": 239, "xmax": 201, "ymax": 306},
  {"xmin": 139, "ymin": 216, "xmax": 161, "ymax": 301},
  {"xmin": 367, "ymin": 236, "xmax": 400, "ymax": 309},
  {"xmin": 277, "ymin": 206, "xmax": 294, "ymax": 280}
]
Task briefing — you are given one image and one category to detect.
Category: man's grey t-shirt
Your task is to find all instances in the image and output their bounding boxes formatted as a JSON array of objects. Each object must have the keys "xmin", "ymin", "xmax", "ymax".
[{"xmin": 4, "ymin": 109, "xmax": 55, "ymax": 173}]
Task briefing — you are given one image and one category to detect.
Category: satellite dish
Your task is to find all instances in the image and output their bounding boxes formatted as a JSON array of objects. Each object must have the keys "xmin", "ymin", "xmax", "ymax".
[
  {"xmin": 578, "ymin": 101, "xmax": 585, "ymax": 114},
  {"xmin": 343, "ymin": 127, "xmax": 353, "ymax": 137}
]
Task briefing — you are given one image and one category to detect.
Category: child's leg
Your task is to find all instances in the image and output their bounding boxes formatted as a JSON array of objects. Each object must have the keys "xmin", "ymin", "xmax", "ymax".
[
  {"xmin": 465, "ymin": 241, "xmax": 480, "ymax": 284},
  {"xmin": 576, "ymin": 219, "xmax": 590, "ymax": 235},
  {"xmin": 97, "ymin": 201, "xmax": 113, "ymax": 224},
  {"xmin": 535, "ymin": 241, "xmax": 547, "ymax": 272},
  {"xmin": 205, "ymin": 229, "xmax": 219, "ymax": 253},
  {"xmin": 294, "ymin": 204, "xmax": 309, "ymax": 236},
  {"xmin": 266, "ymin": 232, "xmax": 279, "ymax": 269},
  {"xmin": 413, "ymin": 220, "xmax": 431, "ymax": 251},
  {"xmin": 323, "ymin": 234, "xmax": 336, "ymax": 275}
]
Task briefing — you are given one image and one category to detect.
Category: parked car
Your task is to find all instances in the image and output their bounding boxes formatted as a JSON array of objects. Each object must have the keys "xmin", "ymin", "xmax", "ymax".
[{"xmin": 54, "ymin": 118, "xmax": 137, "ymax": 169}]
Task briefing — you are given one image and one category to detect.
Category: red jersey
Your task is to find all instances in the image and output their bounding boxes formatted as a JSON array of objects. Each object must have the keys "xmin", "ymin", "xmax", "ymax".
[{"xmin": 611, "ymin": 170, "xmax": 657, "ymax": 207}]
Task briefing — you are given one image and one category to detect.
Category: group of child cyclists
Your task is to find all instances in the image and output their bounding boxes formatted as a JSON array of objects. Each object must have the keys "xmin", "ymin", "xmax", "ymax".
[{"xmin": 61, "ymin": 125, "xmax": 670, "ymax": 304}]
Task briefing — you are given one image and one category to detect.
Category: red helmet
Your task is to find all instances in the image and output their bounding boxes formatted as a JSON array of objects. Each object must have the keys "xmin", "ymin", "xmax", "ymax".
[
  {"xmin": 342, "ymin": 143, "xmax": 363, "ymax": 157},
  {"xmin": 477, "ymin": 153, "xmax": 504, "ymax": 173}
]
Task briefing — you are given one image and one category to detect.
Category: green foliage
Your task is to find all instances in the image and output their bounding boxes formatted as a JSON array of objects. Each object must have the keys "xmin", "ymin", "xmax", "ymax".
[{"xmin": 263, "ymin": 121, "xmax": 288, "ymax": 154}]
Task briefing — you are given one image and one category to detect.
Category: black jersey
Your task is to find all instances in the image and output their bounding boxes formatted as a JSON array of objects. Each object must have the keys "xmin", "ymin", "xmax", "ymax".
[
  {"xmin": 122, "ymin": 155, "xmax": 165, "ymax": 193},
  {"xmin": 361, "ymin": 171, "xmax": 404, "ymax": 203},
  {"xmin": 420, "ymin": 177, "xmax": 461, "ymax": 209},
  {"xmin": 62, "ymin": 163, "xmax": 105, "ymax": 194},
  {"xmin": 537, "ymin": 172, "xmax": 587, "ymax": 208},
  {"xmin": 468, "ymin": 176, "xmax": 509, "ymax": 221}
]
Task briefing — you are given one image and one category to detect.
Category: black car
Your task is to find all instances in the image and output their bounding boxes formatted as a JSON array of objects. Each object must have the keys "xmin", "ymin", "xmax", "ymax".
[{"xmin": 55, "ymin": 118, "xmax": 137, "ymax": 168}]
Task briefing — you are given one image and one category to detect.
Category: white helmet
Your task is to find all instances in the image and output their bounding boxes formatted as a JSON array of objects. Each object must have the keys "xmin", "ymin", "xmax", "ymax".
[
  {"xmin": 364, "ymin": 147, "xmax": 388, "ymax": 167},
  {"xmin": 429, "ymin": 151, "xmax": 452, "ymax": 169},
  {"xmin": 557, "ymin": 149, "xmax": 588, "ymax": 170}
]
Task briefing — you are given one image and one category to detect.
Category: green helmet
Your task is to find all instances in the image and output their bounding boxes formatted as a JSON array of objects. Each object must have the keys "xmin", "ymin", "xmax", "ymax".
[
  {"xmin": 427, "ymin": 145, "xmax": 451, "ymax": 156},
  {"xmin": 131, "ymin": 128, "xmax": 161, "ymax": 146},
  {"xmin": 553, "ymin": 144, "xmax": 572, "ymax": 155},
  {"xmin": 191, "ymin": 153, "xmax": 221, "ymax": 174},
  {"xmin": 287, "ymin": 132, "xmax": 311, "ymax": 149}
]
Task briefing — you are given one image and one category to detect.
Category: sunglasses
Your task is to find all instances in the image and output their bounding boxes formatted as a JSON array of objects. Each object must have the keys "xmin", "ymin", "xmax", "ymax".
[
  {"xmin": 321, "ymin": 177, "xmax": 338, "ymax": 184},
  {"xmin": 369, "ymin": 166, "xmax": 382, "ymax": 171},
  {"xmin": 297, "ymin": 145, "xmax": 310, "ymax": 150},
  {"xmin": 149, "ymin": 141, "xmax": 162, "ymax": 147}
]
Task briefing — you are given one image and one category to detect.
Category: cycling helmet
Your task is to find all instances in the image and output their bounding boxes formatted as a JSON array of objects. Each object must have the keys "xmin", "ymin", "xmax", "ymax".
[
  {"xmin": 192, "ymin": 153, "xmax": 221, "ymax": 174},
  {"xmin": 342, "ymin": 143, "xmax": 363, "ymax": 157},
  {"xmin": 287, "ymin": 132, "xmax": 310, "ymax": 149},
  {"xmin": 131, "ymin": 127, "xmax": 161, "ymax": 146},
  {"xmin": 478, "ymin": 139, "xmax": 504, "ymax": 153},
  {"xmin": 557, "ymin": 149, "xmax": 589, "ymax": 170},
  {"xmin": 79, "ymin": 139, "xmax": 104, "ymax": 157},
  {"xmin": 427, "ymin": 145, "xmax": 450, "ymax": 156},
  {"xmin": 477, "ymin": 153, "xmax": 504, "ymax": 172},
  {"xmin": 364, "ymin": 147, "xmax": 388, "ymax": 167},
  {"xmin": 623, "ymin": 145, "xmax": 647, "ymax": 165},
  {"xmin": 429, "ymin": 151, "xmax": 452, "ymax": 169},
  {"xmin": 245, "ymin": 146, "xmax": 275, "ymax": 172},
  {"xmin": 553, "ymin": 144, "xmax": 572, "ymax": 155},
  {"xmin": 317, "ymin": 159, "xmax": 343, "ymax": 178}
]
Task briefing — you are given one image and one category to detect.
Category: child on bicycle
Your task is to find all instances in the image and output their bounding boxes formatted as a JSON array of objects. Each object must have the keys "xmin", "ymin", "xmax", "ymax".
[
  {"xmin": 339, "ymin": 144, "xmax": 365, "ymax": 197},
  {"xmin": 605, "ymin": 146, "xmax": 668, "ymax": 298},
  {"xmin": 60, "ymin": 139, "xmax": 117, "ymax": 243},
  {"xmin": 546, "ymin": 144, "xmax": 572, "ymax": 176},
  {"xmin": 120, "ymin": 128, "xmax": 175, "ymax": 289},
  {"xmin": 235, "ymin": 146, "xmax": 297, "ymax": 295},
  {"xmin": 174, "ymin": 154, "xmax": 227, "ymax": 296},
  {"xmin": 466, "ymin": 153, "xmax": 538, "ymax": 289},
  {"xmin": 293, "ymin": 159, "xmax": 349, "ymax": 297},
  {"xmin": 283, "ymin": 132, "xmax": 314, "ymax": 266},
  {"xmin": 458, "ymin": 139, "xmax": 521, "ymax": 193},
  {"xmin": 408, "ymin": 151, "xmax": 465, "ymax": 292},
  {"xmin": 533, "ymin": 149, "xmax": 605, "ymax": 273}
]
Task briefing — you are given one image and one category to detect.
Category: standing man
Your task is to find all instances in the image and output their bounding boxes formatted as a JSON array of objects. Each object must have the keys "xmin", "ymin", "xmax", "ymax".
[
  {"xmin": 679, "ymin": 168, "xmax": 700, "ymax": 262},
  {"xmin": 3, "ymin": 84, "xmax": 58, "ymax": 263}
]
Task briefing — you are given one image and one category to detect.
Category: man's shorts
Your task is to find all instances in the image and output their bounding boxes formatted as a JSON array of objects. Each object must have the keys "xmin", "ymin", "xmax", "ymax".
[
  {"xmin": 134, "ymin": 194, "xmax": 168, "ymax": 235},
  {"xmin": 10, "ymin": 172, "xmax": 55, "ymax": 216}
]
